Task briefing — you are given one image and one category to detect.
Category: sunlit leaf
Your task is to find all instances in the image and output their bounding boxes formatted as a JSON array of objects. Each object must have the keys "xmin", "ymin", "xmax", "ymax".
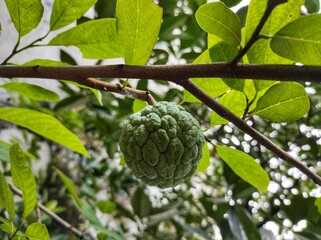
[
  {"xmin": 0, "ymin": 216, "xmax": 17, "ymax": 236},
  {"xmin": 0, "ymin": 82, "xmax": 59, "ymax": 102},
  {"xmin": 116, "ymin": 0, "xmax": 162, "ymax": 65},
  {"xmin": 49, "ymin": 19, "xmax": 122, "ymax": 60},
  {"xmin": 244, "ymin": 0, "xmax": 303, "ymax": 64},
  {"xmin": 196, "ymin": 142, "xmax": 210, "ymax": 173},
  {"xmin": 4, "ymin": 0, "xmax": 44, "ymax": 37},
  {"xmin": 211, "ymin": 90, "xmax": 247, "ymax": 125},
  {"xmin": 25, "ymin": 223, "xmax": 50, "ymax": 240},
  {"xmin": 133, "ymin": 99, "xmax": 148, "ymax": 113},
  {"xmin": 216, "ymin": 145, "xmax": 270, "ymax": 192},
  {"xmin": 196, "ymin": 2, "xmax": 241, "ymax": 47},
  {"xmin": 315, "ymin": 197, "xmax": 321, "ymax": 215},
  {"xmin": 10, "ymin": 144, "xmax": 37, "ymax": 220},
  {"xmin": 271, "ymin": 14, "xmax": 321, "ymax": 65},
  {"xmin": 255, "ymin": 82, "xmax": 310, "ymax": 122},
  {"xmin": 0, "ymin": 171, "xmax": 15, "ymax": 220},
  {"xmin": 0, "ymin": 108, "xmax": 90, "ymax": 157},
  {"xmin": 54, "ymin": 167, "xmax": 82, "ymax": 207},
  {"xmin": 50, "ymin": 0, "xmax": 97, "ymax": 31}
]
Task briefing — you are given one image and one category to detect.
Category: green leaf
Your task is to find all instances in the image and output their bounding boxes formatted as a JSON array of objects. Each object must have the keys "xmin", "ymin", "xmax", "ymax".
[
  {"xmin": 195, "ymin": 2, "xmax": 241, "ymax": 47},
  {"xmin": 49, "ymin": 19, "xmax": 122, "ymax": 60},
  {"xmin": 216, "ymin": 145, "xmax": 270, "ymax": 192},
  {"xmin": 0, "ymin": 108, "xmax": 89, "ymax": 157},
  {"xmin": 255, "ymin": 82, "xmax": 310, "ymax": 122},
  {"xmin": 234, "ymin": 205, "xmax": 261, "ymax": 240},
  {"xmin": 221, "ymin": 0, "xmax": 242, "ymax": 8},
  {"xmin": 97, "ymin": 200, "xmax": 116, "ymax": 214},
  {"xmin": 0, "ymin": 216, "xmax": 17, "ymax": 236},
  {"xmin": 131, "ymin": 186, "xmax": 152, "ymax": 218},
  {"xmin": 244, "ymin": 0, "xmax": 303, "ymax": 64},
  {"xmin": 25, "ymin": 223, "xmax": 50, "ymax": 240},
  {"xmin": 0, "ymin": 171, "xmax": 15, "ymax": 220},
  {"xmin": 54, "ymin": 167, "xmax": 82, "ymax": 207},
  {"xmin": 196, "ymin": 142, "xmax": 210, "ymax": 173},
  {"xmin": 315, "ymin": 197, "xmax": 321, "ymax": 215},
  {"xmin": 133, "ymin": 99, "xmax": 148, "ymax": 113},
  {"xmin": 116, "ymin": 0, "xmax": 162, "ymax": 65},
  {"xmin": 210, "ymin": 90, "xmax": 247, "ymax": 125},
  {"xmin": 0, "ymin": 141, "xmax": 10, "ymax": 162},
  {"xmin": 0, "ymin": 82, "xmax": 60, "ymax": 102},
  {"xmin": 304, "ymin": 0, "xmax": 320, "ymax": 13},
  {"xmin": 10, "ymin": 144, "xmax": 37, "ymax": 220},
  {"xmin": 23, "ymin": 59, "xmax": 70, "ymax": 66},
  {"xmin": 4, "ymin": 0, "xmax": 44, "ymax": 37},
  {"xmin": 184, "ymin": 39, "xmax": 231, "ymax": 102},
  {"xmin": 50, "ymin": 0, "xmax": 97, "ymax": 31},
  {"xmin": 271, "ymin": 14, "xmax": 321, "ymax": 65}
]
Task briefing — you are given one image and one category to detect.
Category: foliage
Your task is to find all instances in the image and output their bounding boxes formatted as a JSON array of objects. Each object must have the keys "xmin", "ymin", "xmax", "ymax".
[{"xmin": 0, "ymin": 0, "xmax": 321, "ymax": 239}]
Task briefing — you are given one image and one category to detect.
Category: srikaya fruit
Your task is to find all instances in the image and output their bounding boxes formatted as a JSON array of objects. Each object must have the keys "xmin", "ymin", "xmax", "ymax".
[{"xmin": 119, "ymin": 102, "xmax": 204, "ymax": 188}]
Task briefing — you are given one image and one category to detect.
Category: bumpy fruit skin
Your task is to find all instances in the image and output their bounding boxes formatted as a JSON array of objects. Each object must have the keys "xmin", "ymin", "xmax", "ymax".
[{"xmin": 119, "ymin": 101, "xmax": 204, "ymax": 188}]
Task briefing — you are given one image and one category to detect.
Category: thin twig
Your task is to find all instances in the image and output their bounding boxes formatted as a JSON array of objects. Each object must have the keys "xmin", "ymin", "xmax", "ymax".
[
  {"xmin": 8, "ymin": 183, "xmax": 85, "ymax": 238},
  {"xmin": 230, "ymin": 0, "xmax": 288, "ymax": 65},
  {"xmin": 85, "ymin": 78, "xmax": 156, "ymax": 105}
]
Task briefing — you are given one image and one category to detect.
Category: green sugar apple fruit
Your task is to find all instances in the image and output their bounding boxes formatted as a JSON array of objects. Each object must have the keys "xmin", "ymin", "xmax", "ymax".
[{"xmin": 119, "ymin": 101, "xmax": 204, "ymax": 188}]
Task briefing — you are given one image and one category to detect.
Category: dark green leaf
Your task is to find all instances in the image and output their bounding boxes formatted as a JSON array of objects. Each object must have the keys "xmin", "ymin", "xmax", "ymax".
[
  {"xmin": 131, "ymin": 186, "xmax": 152, "ymax": 218},
  {"xmin": 116, "ymin": 0, "xmax": 162, "ymax": 65},
  {"xmin": 0, "ymin": 82, "xmax": 60, "ymax": 102},
  {"xmin": 304, "ymin": 0, "xmax": 320, "ymax": 13},
  {"xmin": 0, "ymin": 108, "xmax": 90, "ymax": 157},
  {"xmin": 50, "ymin": 0, "xmax": 97, "ymax": 31},
  {"xmin": 55, "ymin": 167, "xmax": 82, "ymax": 207},
  {"xmin": 271, "ymin": 14, "xmax": 321, "ymax": 65},
  {"xmin": 255, "ymin": 82, "xmax": 310, "ymax": 122},
  {"xmin": 196, "ymin": 2, "xmax": 241, "ymax": 47},
  {"xmin": 221, "ymin": 0, "xmax": 242, "ymax": 7},
  {"xmin": 216, "ymin": 145, "xmax": 270, "ymax": 192},
  {"xmin": 4, "ymin": 0, "xmax": 44, "ymax": 37},
  {"xmin": 25, "ymin": 223, "xmax": 50, "ymax": 240},
  {"xmin": 10, "ymin": 144, "xmax": 37, "ymax": 220},
  {"xmin": 234, "ymin": 205, "xmax": 261, "ymax": 240},
  {"xmin": 49, "ymin": 19, "xmax": 122, "ymax": 60},
  {"xmin": 0, "ymin": 171, "xmax": 15, "ymax": 220}
]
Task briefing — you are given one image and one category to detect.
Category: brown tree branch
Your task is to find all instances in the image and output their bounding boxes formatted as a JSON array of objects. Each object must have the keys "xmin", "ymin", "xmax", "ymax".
[
  {"xmin": 0, "ymin": 63, "xmax": 321, "ymax": 82},
  {"xmin": 9, "ymin": 183, "xmax": 85, "ymax": 238},
  {"xmin": 1, "ymin": 63, "xmax": 321, "ymax": 186}
]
